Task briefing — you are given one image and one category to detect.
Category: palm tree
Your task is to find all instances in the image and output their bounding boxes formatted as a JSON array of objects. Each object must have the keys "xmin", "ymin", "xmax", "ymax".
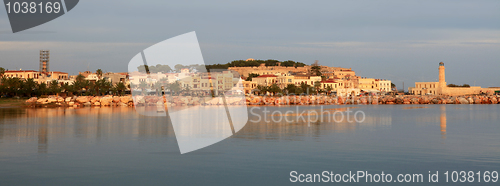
[
  {"xmin": 313, "ymin": 81, "xmax": 322, "ymax": 95},
  {"xmin": 115, "ymin": 82, "xmax": 126, "ymax": 96},
  {"xmin": 268, "ymin": 84, "xmax": 282, "ymax": 96},
  {"xmin": 48, "ymin": 80, "xmax": 61, "ymax": 95},
  {"xmin": 299, "ymin": 82, "xmax": 311, "ymax": 95},
  {"xmin": 256, "ymin": 85, "xmax": 268, "ymax": 95},
  {"xmin": 96, "ymin": 69, "xmax": 103, "ymax": 79},
  {"xmin": 326, "ymin": 85, "xmax": 333, "ymax": 95},
  {"xmin": 37, "ymin": 82, "xmax": 48, "ymax": 96},
  {"xmin": 284, "ymin": 84, "xmax": 297, "ymax": 95},
  {"xmin": 0, "ymin": 67, "xmax": 5, "ymax": 78},
  {"xmin": 23, "ymin": 78, "xmax": 37, "ymax": 97},
  {"xmin": 76, "ymin": 74, "xmax": 85, "ymax": 82}
]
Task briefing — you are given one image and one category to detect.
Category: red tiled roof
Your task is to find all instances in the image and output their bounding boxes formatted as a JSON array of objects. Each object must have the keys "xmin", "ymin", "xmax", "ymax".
[
  {"xmin": 321, "ymin": 80, "xmax": 337, "ymax": 83},
  {"xmin": 51, "ymin": 71, "xmax": 68, "ymax": 74}
]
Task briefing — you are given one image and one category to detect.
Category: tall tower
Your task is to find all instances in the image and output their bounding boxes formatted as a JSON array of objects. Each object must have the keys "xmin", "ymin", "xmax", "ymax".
[
  {"xmin": 39, "ymin": 50, "xmax": 49, "ymax": 73},
  {"xmin": 438, "ymin": 62, "xmax": 446, "ymax": 95},
  {"xmin": 438, "ymin": 62, "xmax": 446, "ymax": 87}
]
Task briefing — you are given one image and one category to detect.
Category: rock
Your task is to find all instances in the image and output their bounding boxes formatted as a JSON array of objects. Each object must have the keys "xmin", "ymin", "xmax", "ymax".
[
  {"xmin": 94, "ymin": 102, "xmax": 101, "ymax": 106},
  {"xmin": 491, "ymin": 97, "xmax": 498, "ymax": 104},
  {"xmin": 26, "ymin": 97, "xmax": 37, "ymax": 103},
  {"xmin": 431, "ymin": 99, "xmax": 439, "ymax": 104},
  {"xmin": 76, "ymin": 96, "xmax": 90, "ymax": 103},
  {"xmin": 91, "ymin": 96, "xmax": 100, "ymax": 103},
  {"xmin": 68, "ymin": 102, "xmax": 75, "ymax": 106},
  {"xmin": 113, "ymin": 96, "xmax": 121, "ymax": 103},
  {"xmin": 65, "ymin": 97, "xmax": 72, "ymax": 102},
  {"xmin": 121, "ymin": 96, "xmax": 132, "ymax": 103},
  {"xmin": 117, "ymin": 102, "xmax": 128, "ymax": 107},
  {"xmin": 395, "ymin": 98, "xmax": 404, "ymax": 104},
  {"xmin": 47, "ymin": 98, "xmax": 57, "ymax": 103},
  {"xmin": 83, "ymin": 102, "xmax": 92, "ymax": 107},
  {"xmin": 458, "ymin": 98, "xmax": 469, "ymax": 104}
]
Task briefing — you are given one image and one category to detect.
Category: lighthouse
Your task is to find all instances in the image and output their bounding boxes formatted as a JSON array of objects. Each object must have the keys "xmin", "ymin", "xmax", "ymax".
[{"xmin": 438, "ymin": 62, "xmax": 446, "ymax": 95}]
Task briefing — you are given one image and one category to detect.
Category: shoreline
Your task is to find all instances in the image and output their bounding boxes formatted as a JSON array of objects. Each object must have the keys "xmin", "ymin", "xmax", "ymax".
[{"xmin": 11, "ymin": 94, "xmax": 500, "ymax": 109}]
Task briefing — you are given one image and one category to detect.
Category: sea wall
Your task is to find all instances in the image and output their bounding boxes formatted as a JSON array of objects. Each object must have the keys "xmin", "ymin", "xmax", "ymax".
[{"xmin": 24, "ymin": 94, "xmax": 500, "ymax": 108}]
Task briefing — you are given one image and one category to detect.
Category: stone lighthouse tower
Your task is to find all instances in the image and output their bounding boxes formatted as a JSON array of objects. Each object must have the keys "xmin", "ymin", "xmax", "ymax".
[{"xmin": 438, "ymin": 62, "xmax": 446, "ymax": 95}]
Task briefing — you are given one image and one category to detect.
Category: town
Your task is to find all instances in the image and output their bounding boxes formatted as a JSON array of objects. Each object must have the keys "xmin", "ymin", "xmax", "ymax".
[
  {"xmin": 1, "ymin": 51, "xmax": 500, "ymax": 108},
  {"xmin": 0, "ymin": 51, "xmax": 394, "ymax": 98}
]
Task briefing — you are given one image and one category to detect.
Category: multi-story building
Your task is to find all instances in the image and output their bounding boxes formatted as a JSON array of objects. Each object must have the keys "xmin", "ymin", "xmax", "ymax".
[
  {"xmin": 378, "ymin": 79, "xmax": 392, "ymax": 92},
  {"xmin": 409, "ymin": 62, "xmax": 500, "ymax": 96},
  {"xmin": 2, "ymin": 70, "xmax": 69, "ymax": 84}
]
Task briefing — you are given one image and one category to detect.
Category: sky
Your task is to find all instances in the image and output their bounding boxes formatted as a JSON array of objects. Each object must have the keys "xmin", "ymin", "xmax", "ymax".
[{"xmin": 0, "ymin": 0, "xmax": 499, "ymax": 89}]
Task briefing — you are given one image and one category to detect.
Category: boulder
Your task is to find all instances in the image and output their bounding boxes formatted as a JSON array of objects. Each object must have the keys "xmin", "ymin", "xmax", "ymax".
[
  {"xmin": 491, "ymin": 97, "xmax": 498, "ymax": 104},
  {"xmin": 76, "ymin": 96, "xmax": 90, "ymax": 103},
  {"xmin": 47, "ymin": 98, "xmax": 57, "ymax": 104},
  {"xmin": 458, "ymin": 98, "xmax": 469, "ymax": 104},
  {"xmin": 83, "ymin": 102, "xmax": 92, "ymax": 107},
  {"xmin": 121, "ymin": 96, "xmax": 132, "ymax": 104},
  {"xmin": 26, "ymin": 97, "xmax": 37, "ymax": 103}
]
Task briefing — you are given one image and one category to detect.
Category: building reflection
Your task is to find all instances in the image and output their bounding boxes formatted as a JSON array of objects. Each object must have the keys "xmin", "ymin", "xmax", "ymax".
[
  {"xmin": 237, "ymin": 107, "xmax": 392, "ymax": 140},
  {"xmin": 0, "ymin": 107, "xmax": 173, "ymax": 154},
  {"xmin": 440, "ymin": 105, "xmax": 447, "ymax": 139}
]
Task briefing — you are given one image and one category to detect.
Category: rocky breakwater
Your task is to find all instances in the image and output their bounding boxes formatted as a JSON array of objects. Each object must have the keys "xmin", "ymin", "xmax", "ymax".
[
  {"xmin": 25, "ymin": 95, "xmax": 134, "ymax": 108},
  {"xmin": 244, "ymin": 95, "xmax": 500, "ymax": 105},
  {"xmin": 24, "ymin": 94, "xmax": 500, "ymax": 107},
  {"xmin": 24, "ymin": 95, "xmax": 247, "ymax": 108}
]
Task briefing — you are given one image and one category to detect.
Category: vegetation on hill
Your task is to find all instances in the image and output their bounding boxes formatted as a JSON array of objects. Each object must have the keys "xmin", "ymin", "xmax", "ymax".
[
  {"xmin": 448, "ymin": 84, "xmax": 471, "ymax": 87},
  {"xmin": 205, "ymin": 59, "xmax": 306, "ymax": 71}
]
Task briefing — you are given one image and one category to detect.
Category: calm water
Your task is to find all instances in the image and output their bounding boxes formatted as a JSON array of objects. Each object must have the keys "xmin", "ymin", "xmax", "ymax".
[{"xmin": 0, "ymin": 105, "xmax": 499, "ymax": 185}]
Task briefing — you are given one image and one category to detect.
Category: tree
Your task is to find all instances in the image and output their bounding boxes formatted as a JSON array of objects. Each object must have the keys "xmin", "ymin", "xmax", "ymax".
[
  {"xmin": 268, "ymin": 84, "xmax": 282, "ymax": 95},
  {"xmin": 0, "ymin": 67, "xmax": 5, "ymax": 77},
  {"xmin": 182, "ymin": 84, "xmax": 192, "ymax": 96},
  {"xmin": 326, "ymin": 85, "xmax": 333, "ymax": 95},
  {"xmin": 96, "ymin": 69, "xmax": 103, "ymax": 79},
  {"xmin": 310, "ymin": 60, "xmax": 322, "ymax": 76},
  {"xmin": 168, "ymin": 81, "xmax": 182, "ymax": 96},
  {"xmin": 283, "ymin": 84, "xmax": 298, "ymax": 94},
  {"xmin": 174, "ymin": 64, "xmax": 185, "ymax": 72},
  {"xmin": 115, "ymin": 82, "xmax": 127, "ymax": 95},
  {"xmin": 48, "ymin": 80, "xmax": 61, "ymax": 95},
  {"xmin": 313, "ymin": 81, "xmax": 322, "ymax": 95},
  {"xmin": 138, "ymin": 81, "xmax": 148, "ymax": 95},
  {"xmin": 37, "ymin": 82, "xmax": 48, "ymax": 96},
  {"xmin": 246, "ymin": 73, "xmax": 260, "ymax": 81},
  {"xmin": 299, "ymin": 82, "xmax": 312, "ymax": 95},
  {"xmin": 256, "ymin": 85, "xmax": 268, "ymax": 95},
  {"xmin": 137, "ymin": 65, "xmax": 150, "ymax": 73},
  {"xmin": 76, "ymin": 74, "xmax": 85, "ymax": 82},
  {"xmin": 23, "ymin": 78, "xmax": 37, "ymax": 97},
  {"xmin": 61, "ymin": 82, "xmax": 76, "ymax": 96}
]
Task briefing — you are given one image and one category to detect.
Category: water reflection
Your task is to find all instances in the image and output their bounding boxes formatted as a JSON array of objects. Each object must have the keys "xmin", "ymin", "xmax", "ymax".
[
  {"xmin": 440, "ymin": 105, "xmax": 447, "ymax": 139},
  {"xmin": 238, "ymin": 106, "xmax": 393, "ymax": 140},
  {"xmin": 0, "ymin": 107, "xmax": 174, "ymax": 154}
]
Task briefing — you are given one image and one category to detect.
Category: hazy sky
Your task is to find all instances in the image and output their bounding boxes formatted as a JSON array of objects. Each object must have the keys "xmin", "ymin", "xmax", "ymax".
[{"xmin": 1, "ymin": 0, "xmax": 499, "ymax": 88}]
